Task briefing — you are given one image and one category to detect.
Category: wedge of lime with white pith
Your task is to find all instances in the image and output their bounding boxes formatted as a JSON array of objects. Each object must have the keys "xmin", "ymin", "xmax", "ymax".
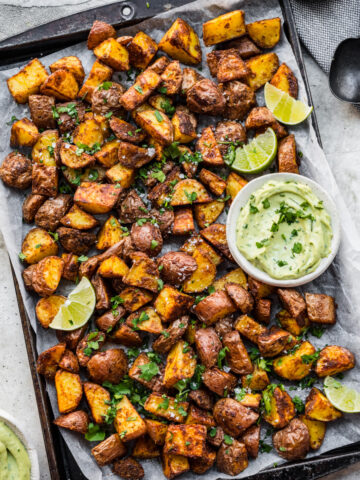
[
  {"xmin": 49, "ymin": 277, "xmax": 96, "ymax": 331},
  {"xmin": 324, "ymin": 376, "xmax": 360, "ymax": 413},
  {"xmin": 264, "ymin": 83, "xmax": 313, "ymax": 125},
  {"xmin": 229, "ymin": 128, "xmax": 277, "ymax": 174}
]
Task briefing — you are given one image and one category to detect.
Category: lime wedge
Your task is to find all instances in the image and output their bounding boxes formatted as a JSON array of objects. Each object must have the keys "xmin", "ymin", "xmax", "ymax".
[
  {"xmin": 264, "ymin": 83, "xmax": 313, "ymax": 125},
  {"xmin": 230, "ymin": 128, "xmax": 277, "ymax": 174},
  {"xmin": 49, "ymin": 277, "xmax": 96, "ymax": 331},
  {"xmin": 324, "ymin": 376, "xmax": 360, "ymax": 413}
]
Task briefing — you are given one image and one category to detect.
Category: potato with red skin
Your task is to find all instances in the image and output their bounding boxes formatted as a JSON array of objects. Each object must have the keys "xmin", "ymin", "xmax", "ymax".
[
  {"xmin": 29, "ymin": 94, "xmax": 56, "ymax": 129},
  {"xmin": 277, "ymin": 288, "xmax": 307, "ymax": 323},
  {"xmin": 56, "ymin": 101, "xmax": 85, "ymax": 133},
  {"xmin": 273, "ymin": 418, "xmax": 310, "ymax": 460},
  {"xmin": 217, "ymin": 440, "xmax": 248, "ymax": 476},
  {"xmin": 195, "ymin": 328, "xmax": 222, "ymax": 368},
  {"xmin": 202, "ymin": 368, "xmax": 237, "ymax": 397},
  {"xmin": 0, "ymin": 152, "xmax": 32, "ymax": 190},
  {"xmin": 56, "ymin": 325, "xmax": 87, "ymax": 351},
  {"xmin": 223, "ymin": 330, "xmax": 253, "ymax": 375},
  {"xmin": 54, "ymin": 410, "xmax": 89, "ymax": 434},
  {"xmin": 214, "ymin": 120, "xmax": 247, "ymax": 157},
  {"xmin": 57, "ymin": 227, "xmax": 96, "ymax": 255},
  {"xmin": 32, "ymin": 256, "xmax": 64, "ymax": 297},
  {"xmin": 225, "ymin": 283, "xmax": 254, "ymax": 314},
  {"xmin": 92, "ymin": 433, "xmax": 127, "ymax": 466},
  {"xmin": 59, "ymin": 349, "xmax": 79, "ymax": 373},
  {"xmin": 254, "ymin": 298, "xmax": 271, "ymax": 324},
  {"xmin": 91, "ymin": 272, "xmax": 111, "ymax": 310},
  {"xmin": 188, "ymin": 389, "xmax": 213, "ymax": 411},
  {"xmin": 36, "ymin": 343, "xmax": 66, "ymax": 379},
  {"xmin": 194, "ymin": 290, "xmax": 236, "ymax": 325},
  {"xmin": 305, "ymin": 293, "xmax": 336, "ymax": 325},
  {"xmin": 214, "ymin": 398, "xmax": 259, "ymax": 437},
  {"xmin": 87, "ymin": 348, "xmax": 128, "ymax": 384},
  {"xmin": 130, "ymin": 222, "xmax": 163, "ymax": 257},
  {"xmin": 187, "ymin": 78, "xmax": 225, "ymax": 115},
  {"xmin": 215, "ymin": 316, "xmax": 234, "ymax": 338},
  {"xmin": 76, "ymin": 331, "xmax": 106, "ymax": 367},
  {"xmin": 153, "ymin": 317, "xmax": 189, "ymax": 354},
  {"xmin": 96, "ymin": 308, "xmax": 125, "ymax": 333},
  {"xmin": 35, "ymin": 194, "xmax": 72, "ymax": 232},
  {"xmin": 242, "ymin": 424, "xmax": 260, "ymax": 458},
  {"xmin": 22, "ymin": 194, "xmax": 47, "ymax": 223},
  {"xmin": 91, "ymin": 82, "xmax": 125, "ymax": 116},
  {"xmin": 219, "ymin": 81, "xmax": 256, "ymax": 120},
  {"xmin": 225, "ymin": 35, "xmax": 261, "ymax": 58},
  {"xmin": 157, "ymin": 252, "xmax": 197, "ymax": 286},
  {"xmin": 258, "ymin": 326, "xmax": 291, "ymax": 358},
  {"xmin": 87, "ymin": 20, "xmax": 116, "ymax": 50},
  {"xmin": 110, "ymin": 117, "xmax": 146, "ymax": 144}
]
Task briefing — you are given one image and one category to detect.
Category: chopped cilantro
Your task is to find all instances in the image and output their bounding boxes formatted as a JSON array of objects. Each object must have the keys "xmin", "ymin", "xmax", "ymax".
[{"xmin": 85, "ymin": 423, "xmax": 105, "ymax": 441}]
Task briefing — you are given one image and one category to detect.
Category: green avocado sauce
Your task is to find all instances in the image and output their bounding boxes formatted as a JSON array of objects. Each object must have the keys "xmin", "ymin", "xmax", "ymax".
[
  {"xmin": 0, "ymin": 421, "xmax": 31, "ymax": 480},
  {"xmin": 236, "ymin": 180, "xmax": 332, "ymax": 280}
]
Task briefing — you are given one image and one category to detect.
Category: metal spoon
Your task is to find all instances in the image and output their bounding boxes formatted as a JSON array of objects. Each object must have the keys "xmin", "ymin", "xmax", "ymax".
[{"xmin": 329, "ymin": 37, "xmax": 360, "ymax": 103}]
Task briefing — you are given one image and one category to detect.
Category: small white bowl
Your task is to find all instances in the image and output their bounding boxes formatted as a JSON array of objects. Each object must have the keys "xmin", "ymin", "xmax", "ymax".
[
  {"xmin": 226, "ymin": 173, "xmax": 340, "ymax": 287},
  {"xmin": 0, "ymin": 409, "xmax": 40, "ymax": 480}
]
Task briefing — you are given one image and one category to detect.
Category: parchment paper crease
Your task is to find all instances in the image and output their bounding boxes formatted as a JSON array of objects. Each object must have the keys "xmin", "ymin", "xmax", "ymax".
[{"xmin": 0, "ymin": 0, "xmax": 360, "ymax": 479}]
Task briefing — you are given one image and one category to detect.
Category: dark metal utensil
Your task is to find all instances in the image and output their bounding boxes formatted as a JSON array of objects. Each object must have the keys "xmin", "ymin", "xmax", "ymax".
[{"xmin": 329, "ymin": 37, "xmax": 360, "ymax": 103}]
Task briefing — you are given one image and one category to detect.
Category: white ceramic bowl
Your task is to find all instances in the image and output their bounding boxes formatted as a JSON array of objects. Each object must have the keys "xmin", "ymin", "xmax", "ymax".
[
  {"xmin": 0, "ymin": 409, "xmax": 40, "ymax": 480},
  {"xmin": 226, "ymin": 173, "xmax": 340, "ymax": 287}
]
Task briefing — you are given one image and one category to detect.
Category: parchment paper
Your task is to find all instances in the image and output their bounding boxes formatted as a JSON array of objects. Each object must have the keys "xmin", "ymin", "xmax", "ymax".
[{"xmin": 1, "ymin": 0, "xmax": 360, "ymax": 478}]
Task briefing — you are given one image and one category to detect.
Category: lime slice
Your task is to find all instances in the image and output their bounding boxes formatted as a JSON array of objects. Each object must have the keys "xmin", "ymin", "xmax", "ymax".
[
  {"xmin": 324, "ymin": 376, "xmax": 360, "ymax": 413},
  {"xmin": 230, "ymin": 128, "xmax": 277, "ymax": 174},
  {"xmin": 264, "ymin": 83, "xmax": 313, "ymax": 125},
  {"xmin": 49, "ymin": 277, "xmax": 96, "ymax": 331}
]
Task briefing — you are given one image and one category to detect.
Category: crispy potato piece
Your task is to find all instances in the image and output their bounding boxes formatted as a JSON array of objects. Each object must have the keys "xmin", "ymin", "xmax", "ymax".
[
  {"xmin": 159, "ymin": 18, "xmax": 201, "ymax": 65},
  {"xmin": 305, "ymin": 387, "xmax": 342, "ymax": 422},
  {"xmin": 50, "ymin": 56, "xmax": 85, "ymax": 85},
  {"xmin": 121, "ymin": 70, "xmax": 161, "ymax": 111},
  {"xmin": 57, "ymin": 227, "xmax": 96, "ymax": 255},
  {"xmin": 185, "ymin": 404, "xmax": 215, "ymax": 428},
  {"xmin": 172, "ymin": 207, "xmax": 195, "ymax": 236},
  {"xmin": 278, "ymin": 288, "xmax": 307, "ymax": 322},
  {"xmin": 162, "ymin": 452, "xmax": 189, "ymax": 479},
  {"xmin": 21, "ymin": 228, "xmax": 58, "ymax": 265},
  {"xmin": 262, "ymin": 385, "xmax": 295, "ymax": 428},
  {"xmin": 315, "ymin": 345, "xmax": 355, "ymax": 377},
  {"xmin": 127, "ymin": 307, "xmax": 163, "ymax": 334},
  {"xmin": 196, "ymin": 126, "xmax": 223, "ymax": 166},
  {"xmin": 32, "ymin": 164, "xmax": 58, "ymax": 197},
  {"xmin": 213, "ymin": 267, "xmax": 247, "ymax": 292},
  {"xmin": 84, "ymin": 382, "xmax": 111, "ymax": 424},
  {"xmin": 60, "ymin": 204, "xmax": 98, "ymax": 231},
  {"xmin": 128, "ymin": 32, "xmax": 158, "ymax": 69},
  {"xmin": 247, "ymin": 18, "xmax": 281, "ymax": 48},
  {"xmin": 161, "ymin": 61, "xmax": 183, "ymax": 95},
  {"xmin": 32, "ymin": 256, "xmax": 64, "ymax": 297},
  {"xmin": 91, "ymin": 272, "xmax": 111, "ymax": 310},
  {"xmin": 94, "ymin": 38, "xmax": 129, "ymax": 71},
  {"xmin": 245, "ymin": 106, "xmax": 287, "ymax": 139},
  {"xmin": 10, "ymin": 118, "xmax": 39, "ymax": 147},
  {"xmin": 225, "ymin": 283, "xmax": 254, "ymax": 313},
  {"xmin": 7, "ymin": 58, "xmax": 48, "ymax": 103},
  {"xmin": 181, "ymin": 67, "xmax": 202, "ymax": 94},
  {"xmin": 22, "ymin": 265, "xmax": 37, "ymax": 292},
  {"xmin": 73, "ymin": 116, "xmax": 105, "ymax": 148},
  {"xmin": 299, "ymin": 415, "xmax": 326, "ymax": 450},
  {"xmin": 54, "ymin": 410, "xmax": 89, "ymax": 434},
  {"xmin": 113, "ymin": 457, "xmax": 144, "ymax": 480},
  {"xmin": 163, "ymin": 339, "xmax": 196, "ymax": 388},
  {"xmin": 34, "ymin": 194, "xmax": 72, "ymax": 232},
  {"xmin": 273, "ymin": 341, "xmax": 316, "ymax": 381},
  {"xmin": 40, "ymin": 69, "xmax": 79, "ymax": 101},
  {"xmin": 96, "ymin": 216, "xmax": 123, "ymax": 250},
  {"xmin": 194, "ymin": 201, "xmax": 224, "ymax": 229},
  {"xmin": 217, "ymin": 440, "xmax": 248, "ymax": 476},
  {"xmin": 164, "ymin": 424, "xmax": 206, "ymax": 458},
  {"xmin": 133, "ymin": 435, "xmax": 160, "ymax": 459},
  {"xmin": 248, "ymin": 277, "xmax": 274, "ymax": 299},
  {"xmin": 0, "ymin": 152, "xmax": 32, "ymax": 190},
  {"xmin": 134, "ymin": 106, "xmax": 173, "ymax": 146},
  {"xmin": 36, "ymin": 295, "xmax": 66, "ymax": 328},
  {"xmin": 76, "ymin": 331, "xmax": 106, "ymax": 367},
  {"xmin": 242, "ymin": 424, "xmax": 260, "ymax": 458},
  {"xmin": 106, "ymin": 162, "xmax": 136, "ymax": 188},
  {"xmin": 154, "ymin": 285, "xmax": 194, "ymax": 322},
  {"xmin": 182, "ymin": 249, "xmax": 216, "ymax": 293},
  {"xmin": 117, "ymin": 141, "xmax": 156, "ymax": 168},
  {"xmin": 242, "ymin": 364, "xmax": 270, "ymax": 391},
  {"xmin": 32, "ymin": 130, "xmax": 59, "ymax": 166},
  {"xmin": 60, "ymin": 143, "xmax": 95, "ymax": 169},
  {"xmin": 114, "ymin": 396, "xmax": 147, "ymax": 442},
  {"xmin": 56, "ymin": 325, "xmax": 87, "ymax": 351},
  {"xmin": 58, "ymin": 349, "xmax": 79, "ymax": 373},
  {"xmin": 195, "ymin": 290, "xmax": 236, "ymax": 325},
  {"xmin": 200, "ymin": 223, "xmax": 233, "ymax": 261},
  {"xmin": 28, "ymin": 94, "xmax": 56, "ymax": 129},
  {"xmin": 172, "ymin": 106, "xmax": 197, "ymax": 143},
  {"xmin": 123, "ymin": 253, "xmax": 159, "ymax": 293},
  {"xmin": 129, "ymin": 352, "xmax": 160, "ymax": 389},
  {"xmin": 181, "ymin": 234, "xmax": 222, "ymax": 266},
  {"xmin": 145, "ymin": 420, "xmax": 168, "ymax": 446},
  {"xmin": 224, "ymin": 330, "xmax": 253, "ymax": 375},
  {"xmin": 36, "ymin": 343, "xmax": 66, "ymax": 379},
  {"xmin": 187, "ymin": 78, "xmax": 225, "ymax": 115},
  {"xmin": 94, "ymin": 140, "xmax": 120, "ymax": 168},
  {"xmin": 203, "ymin": 10, "xmax": 246, "ymax": 46},
  {"xmin": 255, "ymin": 298, "xmax": 272, "ymax": 323},
  {"xmin": 272, "ymin": 418, "xmax": 310, "ymax": 461},
  {"xmin": 92, "ymin": 433, "xmax": 126, "ymax": 467},
  {"xmin": 220, "ymin": 80, "xmax": 256, "ymax": 120},
  {"xmin": 96, "ymin": 307, "xmax": 125, "ymax": 333},
  {"xmin": 87, "ymin": 348, "xmax": 127, "ymax": 384},
  {"xmin": 214, "ymin": 398, "xmax": 258, "ymax": 437},
  {"xmin": 225, "ymin": 35, "xmax": 261, "ymax": 58},
  {"xmin": 109, "ymin": 117, "xmax": 145, "ymax": 144},
  {"xmin": 148, "ymin": 94, "xmax": 173, "ymax": 113},
  {"xmin": 246, "ymin": 53, "xmax": 279, "ymax": 90},
  {"xmin": 277, "ymin": 309, "xmax": 309, "ymax": 336},
  {"xmin": 170, "ymin": 179, "xmax": 211, "ymax": 206},
  {"xmin": 271, "ymin": 63, "xmax": 298, "ymax": 98},
  {"xmin": 55, "ymin": 369, "xmax": 83, "ymax": 414},
  {"xmin": 144, "ymin": 393, "xmax": 188, "ymax": 423},
  {"xmin": 235, "ymin": 315, "xmax": 267, "ymax": 344},
  {"xmin": 87, "ymin": 20, "xmax": 116, "ymax": 50},
  {"xmin": 202, "ymin": 368, "xmax": 237, "ymax": 396},
  {"xmin": 258, "ymin": 326, "xmax": 291, "ymax": 358},
  {"xmin": 278, "ymin": 134, "xmax": 298, "ymax": 173},
  {"xmin": 98, "ymin": 255, "xmax": 129, "ymax": 279},
  {"xmin": 118, "ymin": 287, "xmax": 153, "ymax": 313},
  {"xmin": 215, "ymin": 50, "xmax": 251, "ymax": 83},
  {"xmin": 74, "ymin": 181, "xmax": 121, "ymax": 214},
  {"xmin": 199, "ymin": 169, "xmax": 226, "ymax": 197},
  {"xmin": 239, "ymin": 393, "xmax": 261, "ymax": 410},
  {"xmin": 111, "ymin": 324, "xmax": 142, "ymax": 347},
  {"xmin": 305, "ymin": 293, "xmax": 336, "ymax": 324},
  {"xmin": 153, "ymin": 317, "xmax": 189, "ymax": 354},
  {"xmin": 78, "ymin": 60, "xmax": 113, "ymax": 101}
]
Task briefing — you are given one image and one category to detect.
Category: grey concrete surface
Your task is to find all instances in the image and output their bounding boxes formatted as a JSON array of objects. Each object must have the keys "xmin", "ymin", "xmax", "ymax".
[{"xmin": 0, "ymin": 2, "xmax": 359, "ymax": 480}]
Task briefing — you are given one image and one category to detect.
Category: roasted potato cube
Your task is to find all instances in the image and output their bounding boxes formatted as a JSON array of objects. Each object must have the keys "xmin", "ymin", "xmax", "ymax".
[
  {"xmin": 182, "ymin": 249, "xmax": 216, "ymax": 293},
  {"xmin": 153, "ymin": 317, "xmax": 189, "ymax": 355},
  {"xmin": 36, "ymin": 295, "xmax": 66, "ymax": 329},
  {"xmin": 213, "ymin": 267, "xmax": 247, "ymax": 291},
  {"xmin": 21, "ymin": 227, "xmax": 58, "ymax": 264},
  {"xmin": 154, "ymin": 285, "xmax": 194, "ymax": 322},
  {"xmin": 170, "ymin": 179, "xmax": 211, "ymax": 206},
  {"xmin": 114, "ymin": 395, "xmax": 147, "ymax": 441},
  {"xmin": 84, "ymin": 382, "xmax": 111, "ymax": 424},
  {"xmin": 162, "ymin": 452, "xmax": 189, "ymax": 479},
  {"xmin": 127, "ymin": 307, "xmax": 163, "ymax": 334},
  {"xmin": 31, "ymin": 130, "xmax": 58, "ymax": 168},
  {"xmin": 172, "ymin": 207, "xmax": 195, "ymax": 235},
  {"xmin": 241, "ymin": 364, "xmax": 270, "ymax": 391},
  {"xmin": 33, "ymin": 162, "xmax": 59, "ymax": 196},
  {"xmin": 224, "ymin": 330, "xmax": 253, "ymax": 375},
  {"xmin": 242, "ymin": 424, "xmax": 260, "ymax": 458},
  {"xmin": 58, "ymin": 349, "xmax": 79, "ymax": 373},
  {"xmin": 277, "ymin": 309, "xmax": 309, "ymax": 336},
  {"xmin": 163, "ymin": 340, "xmax": 196, "ymax": 388},
  {"xmin": 239, "ymin": 393, "xmax": 261, "ymax": 410},
  {"xmin": 0, "ymin": 152, "xmax": 32, "ymax": 190},
  {"xmin": 109, "ymin": 117, "xmax": 145, "ymax": 144},
  {"xmin": 123, "ymin": 253, "xmax": 159, "ymax": 293},
  {"xmin": 106, "ymin": 162, "xmax": 136, "ymax": 188},
  {"xmin": 76, "ymin": 331, "xmax": 106, "ymax": 367},
  {"xmin": 60, "ymin": 204, "xmax": 98, "ymax": 231},
  {"xmin": 235, "ymin": 315, "xmax": 267, "ymax": 344},
  {"xmin": 214, "ymin": 398, "xmax": 258, "ymax": 437},
  {"xmin": 94, "ymin": 38, "xmax": 129, "ymax": 71},
  {"xmin": 246, "ymin": 17, "xmax": 281, "ymax": 49},
  {"xmin": 305, "ymin": 387, "xmax": 342, "ymax": 422},
  {"xmin": 196, "ymin": 126, "xmax": 224, "ymax": 166},
  {"xmin": 299, "ymin": 415, "xmax": 326, "ymax": 450},
  {"xmin": 258, "ymin": 326, "xmax": 291, "ymax": 358},
  {"xmin": 73, "ymin": 115, "xmax": 105, "ymax": 148},
  {"xmin": 121, "ymin": 70, "xmax": 161, "ymax": 111},
  {"xmin": 54, "ymin": 410, "xmax": 89, "ymax": 434},
  {"xmin": 189, "ymin": 446, "xmax": 216, "ymax": 474},
  {"xmin": 91, "ymin": 433, "xmax": 126, "ymax": 467},
  {"xmin": 128, "ymin": 352, "xmax": 160, "ymax": 389},
  {"xmin": 40, "ymin": 69, "xmax": 79, "ymax": 101},
  {"xmin": 98, "ymin": 255, "xmax": 129, "ymax": 279},
  {"xmin": 164, "ymin": 424, "xmax": 207, "ymax": 458},
  {"xmin": 181, "ymin": 234, "xmax": 222, "ymax": 266},
  {"xmin": 217, "ymin": 439, "xmax": 248, "ymax": 476},
  {"xmin": 94, "ymin": 139, "xmax": 120, "ymax": 168},
  {"xmin": 60, "ymin": 143, "xmax": 95, "ymax": 169},
  {"xmin": 185, "ymin": 404, "xmax": 215, "ymax": 428},
  {"xmin": 50, "ymin": 56, "xmax": 85, "ymax": 85},
  {"xmin": 159, "ymin": 18, "xmax": 201, "ymax": 65},
  {"xmin": 198, "ymin": 169, "xmax": 226, "ymax": 197},
  {"xmin": 181, "ymin": 67, "xmax": 202, "ymax": 93},
  {"xmin": 172, "ymin": 106, "xmax": 197, "ymax": 143},
  {"xmin": 278, "ymin": 287, "xmax": 307, "ymax": 322},
  {"xmin": 117, "ymin": 141, "xmax": 155, "ymax": 168},
  {"xmin": 271, "ymin": 63, "xmax": 298, "ymax": 98},
  {"xmin": 36, "ymin": 343, "xmax": 66, "ymax": 379},
  {"xmin": 145, "ymin": 419, "xmax": 168, "ymax": 446},
  {"xmin": 96, "ymin": 307, "xmax": 125, "ymax": 333},
  {"xmin": 195, "ymin": 290, "xmax": 236, "ymax": 325},
  {"xmin": 10, "ymin": 118, "xmax": 39, "ymax": 147},
  {"xmin": 144, "ymin": 393, "xmax": 188, "ymax": 423},
  {"xmin": 7, "ymin": 58, "xmax": 48, "ymax": 103},
  {"xmin": 203, "ymin": 368, "xmax": 237, "ymax": 397},
  {"xmin": 34, "ymin": 194, "xmax": 72, "ymax": 232},
  {"xmin": 55, "ymin": 369, "xmax": 83, "ymax": 414},
  {"xmin": 262, "ymin": 385, "xmax": 295, "ymax": 428},
  {"xmin": 32, "ymin": 256, "xmax": 64, "ymax": 297},
  {"xmin": 225, "ymin": 35, "xmax": 261, "ymax": 58},
  {"xmin": 111, "ymin": 323, "xmax": 142, "ymax": 347},
  {"xmin": 203, "ymin": 10, "xmax": 246, "ymax": 46},
  {"xmin": 278, "ymin": 134, "xmax": 298, "ymax": 173},
  {"xmin": 225, "ymin": 283, "xmax": 254, "ymax": 314},
  {"xmin": 245, "ymin": 106, "xmax": 287, "ymax": 139},
  {"xmin": 56, "ymin": 227, "xmax": 96, "ymax": 256},
  {"xmin": 248, "ymin": 277, "xmax": 274, "ymax": 299},
  {"xmin": 127, "ymin": 31, "xmax": 158, "ymax": 69},
  {"xmin": 219, "ymin": 80, "xmax": 256, "ymax": 120},
  {"xmin": 74, "ymin": 181, "xmax": 121, "ymax": 214},
  {"xmin": 315, "ymin": 345, "xmax": 355, "ymax": 377},
  {"xmin": 87, "ymin": 20, "xmax": 116, "ymax": 50},
  {"xmin": 246, "ymin": 53, "xmax": 279, "ymax": 90},
  {"xmin": 273, "ymin": 341, "xmax": 316, "ymax": 381},
  {"xmin": 272, "ymin": 418, "xmax": 310, "ymax": 461},
  {"xmin": 214, "ymin": 49, "xmax": 251, "ymax": 83},
  {"xmin": 187, "ymin": 78, "xmax": 225, "ymax": 116},
  {"xmin": 200, "ymin": 223, "xmax": 233, "ymax": 261},
  {"xmin": 147, "ymin": 56, "xmax": 170, "ymax": 75},
  {"xmin": 118, "ymin": 287, "xmax": 153, "ymax": 313},
  {"xmin": 133, "ymin": 106, "xmax": 173, "ymax": 145},
  {"xmin": 160, "ymin": 61, "xmax": 183, "ymax": 95},
  {"xmin": 57, "ymin": 325, "xmax": 87, "ymax": 351},
  {"xmin": 194, "ymin": 201, "xmax": 224, "ymax": 229},
  {"xmin": 78, "ymin": 60, "xmax": 113, "ymax": 102},
  {"xmin": 96, "ymin": 216, "xmax": 122, "ymax": 250},
  {"xmin": 133, "ymin": 435, "xmax": 160, "ymax": 459},
  {"xmin": 305, "ymin": 293, "xmax": 336, "ymax": 324}
]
